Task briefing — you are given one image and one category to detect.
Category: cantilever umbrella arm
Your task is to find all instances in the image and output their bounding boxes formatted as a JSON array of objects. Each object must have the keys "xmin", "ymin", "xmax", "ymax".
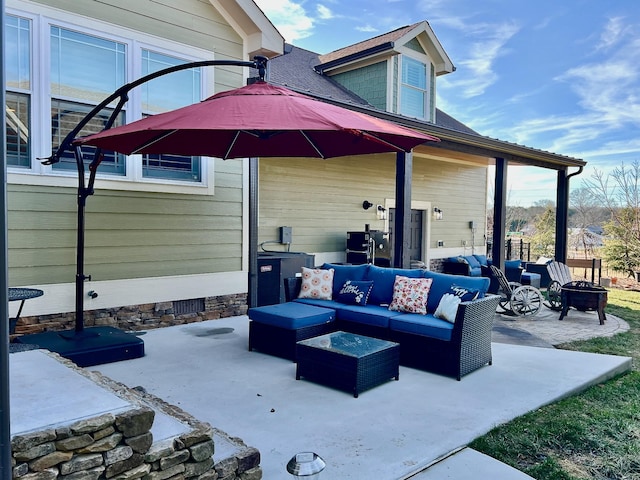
[{"xmin": 41, "ymin": 56, "xmax": 268, "ymax": 334}]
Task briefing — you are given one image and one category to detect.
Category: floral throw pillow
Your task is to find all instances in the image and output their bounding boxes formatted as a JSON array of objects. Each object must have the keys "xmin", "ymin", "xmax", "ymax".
[
  {"xmin": 388, "ymin": 276, "xmax": 433, "ymax": 315},
  {"xmin": 298, "ymin": 267, "xmax": 334, "ymax": 300}
]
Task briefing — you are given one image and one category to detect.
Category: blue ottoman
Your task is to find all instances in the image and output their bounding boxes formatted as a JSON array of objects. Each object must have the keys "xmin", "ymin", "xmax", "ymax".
[
  {"xmin": 248, "ymin": 303, "xmax": 336, "ymax": 361},
  {"xmin": 521, "ymin": 272, "xmax": 541, "ymax": 289}
]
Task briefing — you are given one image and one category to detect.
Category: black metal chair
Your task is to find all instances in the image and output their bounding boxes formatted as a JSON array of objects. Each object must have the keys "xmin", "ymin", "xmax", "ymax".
[{"xmin": 490, "ymin": 265, "xmax": 542, "ymax": 317}]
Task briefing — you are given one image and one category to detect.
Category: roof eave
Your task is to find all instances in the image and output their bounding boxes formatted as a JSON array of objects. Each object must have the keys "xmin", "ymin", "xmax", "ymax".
[{"xmin": 315, "ymin": 42, "xmax": 395, "ymax": 74}]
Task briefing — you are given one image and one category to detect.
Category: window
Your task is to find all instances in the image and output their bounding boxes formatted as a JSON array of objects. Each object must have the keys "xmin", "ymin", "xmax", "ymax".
[
  {"xmin": 50, "ymin": 26, "xmax": 126, "ymax": 174},
  {"xmin": 5, "ymin": 15, "xmax": 31, "ymax": 168},
  {"xmin": 4, "ymin": 9, "xmax": 210, "ymax": 190},
  {"xmin": 400, "ymin": 56, "xmax": 427, "ymax": 119},
  {"xmin": 141, "ymin": 50, "xmax": 202, "ymax": 182}
]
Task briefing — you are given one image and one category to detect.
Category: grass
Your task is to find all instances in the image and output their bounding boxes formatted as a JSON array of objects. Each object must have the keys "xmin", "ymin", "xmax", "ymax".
[{"xmin": 470, "ymin": 288, "xmax": 640, "ymax": 480}]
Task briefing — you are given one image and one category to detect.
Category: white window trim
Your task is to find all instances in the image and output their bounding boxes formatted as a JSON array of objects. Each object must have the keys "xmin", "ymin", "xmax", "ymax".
[
  {"xmin": 5, "ymin": 4, "xmax": 223, "ymax": 196},
  {"xmin": 397, "ymin": 46, "xmax": 435, "ymax": 122}
]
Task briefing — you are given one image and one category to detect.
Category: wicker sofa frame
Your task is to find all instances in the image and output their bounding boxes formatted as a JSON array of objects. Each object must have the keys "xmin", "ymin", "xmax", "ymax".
[{"xmin": 283, "ymin": 277, "xmax": 500, "ymax": 380}]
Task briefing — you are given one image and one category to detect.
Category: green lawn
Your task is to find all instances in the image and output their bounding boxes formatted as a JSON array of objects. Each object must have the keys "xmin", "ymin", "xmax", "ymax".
[{"xmin": 470, "ymin": 288, "xmax": 640, "ymax": 479}]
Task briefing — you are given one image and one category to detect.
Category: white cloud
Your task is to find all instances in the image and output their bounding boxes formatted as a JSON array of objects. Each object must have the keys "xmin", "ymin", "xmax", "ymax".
[
  {"xmin": 437, "ymin": 21, "xmax": 520, "ymax": 98},
  {"xmin": 254, "ymin": 0, "xmax": 314, "ymax": 43},
  {"xmin": 316, "ymin": 4, "xmax": 334, "ymax": 20},
  {"xmin": 596, "ymin": 16, "xmax": 630, "ymax": 51},
  {"xmin": 356, "ymin": 24, "xmax": 378, "ymax": 33}
]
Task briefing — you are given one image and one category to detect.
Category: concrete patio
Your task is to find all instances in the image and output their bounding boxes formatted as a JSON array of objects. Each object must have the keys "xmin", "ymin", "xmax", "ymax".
[{"xmin": 10, "ymin": 306, "xmax": 632, "ymax": 479}]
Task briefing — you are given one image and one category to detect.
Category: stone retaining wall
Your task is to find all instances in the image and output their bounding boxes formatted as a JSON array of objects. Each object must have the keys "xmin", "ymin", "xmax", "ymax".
[
  {"xmin": 11, "ymin": 354, "xmax": 261, "ymax": 480},
  {"xmin": 11, "ymin": 294, "xmax": 247, "ymax": 340}
]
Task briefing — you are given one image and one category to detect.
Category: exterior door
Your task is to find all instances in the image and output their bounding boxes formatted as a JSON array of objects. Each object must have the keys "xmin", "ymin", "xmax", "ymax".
[{"xmin": 388, "ymin": 209, "xmax": 424, "ymax": 265}]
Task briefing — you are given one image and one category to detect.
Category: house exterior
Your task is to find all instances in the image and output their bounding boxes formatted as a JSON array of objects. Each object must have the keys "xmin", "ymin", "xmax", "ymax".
[
  {"xmin": 261, "ymin": 22, "xmax": 586, "ymax": 271},
  {"xmin": 5, "ymin": 0, "xmax": 283, "ymax": 327},
  {"xmin": 4, "ymin": 3, "xmax": 585, "ymax": 332}
]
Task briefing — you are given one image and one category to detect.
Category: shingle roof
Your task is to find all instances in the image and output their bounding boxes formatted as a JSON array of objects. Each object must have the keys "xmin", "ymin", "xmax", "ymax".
[
  {"xmin": 269, "ymin": 44, "xmax": 477, "ymax": 136},
  {"xmin": 318, "ymin": 23, "xmax": 421, "ymax": 65}
]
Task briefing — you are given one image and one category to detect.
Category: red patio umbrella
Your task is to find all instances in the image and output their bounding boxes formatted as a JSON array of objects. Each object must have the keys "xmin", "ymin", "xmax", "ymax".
[{"xmin": 73, "ymin": 81, "xmax": 438, "ymax": 157}]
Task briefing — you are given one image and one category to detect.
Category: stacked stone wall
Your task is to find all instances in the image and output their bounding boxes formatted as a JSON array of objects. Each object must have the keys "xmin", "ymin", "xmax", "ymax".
[
  {"xmin": 11, "ymin": 355, "xmax": 261, "ymax": 480},
  {"xmin": 11, "ymin": 294, "xmax": 247, "ymax": 340}
]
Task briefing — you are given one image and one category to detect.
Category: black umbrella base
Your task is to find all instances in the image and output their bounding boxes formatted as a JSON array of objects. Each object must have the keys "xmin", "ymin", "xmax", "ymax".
[{"xmin": 14, "ymin": 326, "xmax": 144, "ymax": 367}]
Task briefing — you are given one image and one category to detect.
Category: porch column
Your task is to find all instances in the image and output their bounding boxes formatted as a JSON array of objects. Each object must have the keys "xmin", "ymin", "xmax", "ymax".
[
  {"xmin": 1, "ymin": 2, "xmax": 12, "ymax": 476},
  {"xmin": 492, "ymin": 157, "xmax": 508, "ymax": 269},
  {"xmin": 393, "ymin": 151, "xmax": 412, "ymax": 268},
  {"xmin": 555, "ymin": 168, "xmax": 569, "ymax": 263},
  {"xmin": 248, "ymin": 157, "xmax": 259, "ymax": 308}
]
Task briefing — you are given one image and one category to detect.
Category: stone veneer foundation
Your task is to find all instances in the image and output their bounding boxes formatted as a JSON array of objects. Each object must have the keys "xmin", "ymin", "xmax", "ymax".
[
  {"xmin": 11, "ymin": 294, "xmax": 248, "ymax": 340},
  {"xmin": 11, "ymin": 353, "xmax": 261, "ymax": 480}
]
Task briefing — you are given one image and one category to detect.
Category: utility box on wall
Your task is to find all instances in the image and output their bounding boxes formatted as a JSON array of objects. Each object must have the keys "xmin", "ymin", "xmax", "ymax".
[{"xmin": 257, "ymin": 252, "xmax": 315, "ymax": 306}]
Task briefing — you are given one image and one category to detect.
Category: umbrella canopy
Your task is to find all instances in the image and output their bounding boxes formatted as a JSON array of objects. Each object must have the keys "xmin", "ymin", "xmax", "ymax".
[{"xmin": 73, "ymin": 81, "xmax": 438, "ymax": 158}]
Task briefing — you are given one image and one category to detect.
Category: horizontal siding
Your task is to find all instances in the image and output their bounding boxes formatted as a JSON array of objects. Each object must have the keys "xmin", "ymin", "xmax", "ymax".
[
  {"xmin": 8, "ymin": 167, "xmax": 243, "ymax": 285},
  {"xmin": 7, "ymin": 2, "xmax": 249, "ymax": 288},
  {"xmin": 258, "ymin": 155, "xmax": 488, "ymax": 257}
]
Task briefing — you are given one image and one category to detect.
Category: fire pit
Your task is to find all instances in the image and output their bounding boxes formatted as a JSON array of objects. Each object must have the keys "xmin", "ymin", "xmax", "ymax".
[{"xmin": 560, "ymin": 281, "xmax": 607, "ymax": 325}]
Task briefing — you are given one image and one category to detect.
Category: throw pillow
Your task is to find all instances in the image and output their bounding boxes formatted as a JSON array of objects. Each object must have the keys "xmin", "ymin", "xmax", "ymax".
[
  {"xmin": 335, "ymin": 280, "xmax": 374, "ymax": 306},
  {"xmin": 448, "ymin": 284, "xmax": 480, "ymax": 302},
  {"xmin": 434, "ymin": 284, "xmax": 480, "ymax": 323},
  {"xmin": 388, "ymin": 276, "xmax": 433, "ymax": 315},
  {"xmin": 298, "ymin": 267, "xmax": 334, "ymax": 300},
  {"xmin": 434, "ymin": 294, "xmax": 461, "ymax": 323}
]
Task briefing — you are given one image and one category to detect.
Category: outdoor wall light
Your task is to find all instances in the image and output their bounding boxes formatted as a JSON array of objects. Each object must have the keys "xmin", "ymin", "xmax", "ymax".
[
  {"xmin": 433, "ymin": 207, "xmax": 443, "ymax": 221},
  {"xmin": 377, "ymin": 204, "xmax": 387, "ymax": 220},
  {"xmin": 286, "ymin": 452, "xmax": 326, "ymax": 479},
  {"xmin": 362, "ymin": 200, "xmax": 374, "ymax": 210}
]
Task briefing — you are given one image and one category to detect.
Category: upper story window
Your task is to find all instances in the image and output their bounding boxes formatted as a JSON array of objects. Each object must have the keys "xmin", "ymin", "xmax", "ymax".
[
  {"xmin": 4, "ymin": 10, "xmax": 209, "ymax": 189},
  {"xmin": 5, "ymin": 15, "xmax": 31, "ymax": 169},
  {"xmin": 400, "ymin": 56, "xmax": 428, "ymax": 119}
]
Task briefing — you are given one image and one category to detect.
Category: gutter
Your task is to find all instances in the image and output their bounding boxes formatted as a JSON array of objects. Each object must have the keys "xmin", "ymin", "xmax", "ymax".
[{"xmin": 315, "ymin": 42, "xmax": 395, "ymax": 74}]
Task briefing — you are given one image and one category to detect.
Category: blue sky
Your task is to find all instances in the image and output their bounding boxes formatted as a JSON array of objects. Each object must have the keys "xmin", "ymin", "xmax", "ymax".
[{"xmin": 254, "ymin": 0, "xmax": 640, "ymax": 206}]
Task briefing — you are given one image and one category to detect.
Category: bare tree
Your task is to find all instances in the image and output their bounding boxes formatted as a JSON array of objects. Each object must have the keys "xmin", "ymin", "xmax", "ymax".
[{"xmin": 583, "ymin": 161, "xmax": 640, "ymax": 276}]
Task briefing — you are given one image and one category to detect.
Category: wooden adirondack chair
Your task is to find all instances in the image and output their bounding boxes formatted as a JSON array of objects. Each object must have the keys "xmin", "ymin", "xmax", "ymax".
[{"xmin": 546, "ymin": 261, "xmax": 596, "ymax": 311}]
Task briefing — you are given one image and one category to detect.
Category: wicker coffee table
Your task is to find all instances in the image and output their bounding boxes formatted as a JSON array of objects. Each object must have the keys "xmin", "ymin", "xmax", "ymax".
[{"xmin": 296, "ymin": 331, "xmax": 400, "ymax": 398}]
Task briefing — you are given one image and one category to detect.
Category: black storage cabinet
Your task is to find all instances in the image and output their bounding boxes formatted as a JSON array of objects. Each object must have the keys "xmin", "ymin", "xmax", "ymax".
[{"xmin": 257, "ymin": 252, "xmax": 315, "ymax": 306}]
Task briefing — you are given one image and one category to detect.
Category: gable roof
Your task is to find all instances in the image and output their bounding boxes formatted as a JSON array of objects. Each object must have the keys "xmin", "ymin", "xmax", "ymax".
[
  {"xmin": 267, "ymin": 44, "xmax": 584, "ymax": 170},
  {"xmin": 315, "ymin": 21, "xmax": 454, "ymax": 75}
]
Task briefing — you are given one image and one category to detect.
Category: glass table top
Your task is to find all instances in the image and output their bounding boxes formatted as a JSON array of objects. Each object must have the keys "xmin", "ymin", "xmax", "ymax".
[{"xmin": 297, "ymin": 331, "xmax": 398, "ymax": 358}]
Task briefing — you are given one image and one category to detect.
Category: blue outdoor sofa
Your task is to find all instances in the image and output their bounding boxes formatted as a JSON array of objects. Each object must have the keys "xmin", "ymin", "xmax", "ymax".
[{"xmin": 249, "ymin": 263, "xmax": 500, "ymax": 380}]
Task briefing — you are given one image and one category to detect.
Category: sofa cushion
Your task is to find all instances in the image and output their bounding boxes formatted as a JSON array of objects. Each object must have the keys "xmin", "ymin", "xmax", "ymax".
[
  {"xmin": 294, "ymin": 298, "xmax": 343, "ymax": 310},
  {"xmin": 464, "ymin": 255, "xmax": 481, "ymax": 269},
  {"xmin": 388, "ymin": 276, "xmax": 433, "ymax": 315},
  {"xmin": 335, "ymin": 304, "xmax": 397, "ymax": 328},
  {"xmin": 504, "ymin": 259, "xmax": 522, "ymax": 269},
  {"xmin": 422, "ymin": 271, "xmax": 489, "ymax": 313},
  {"xmin": 335, "ymin": 280, "xmax": 373, "ymax": 306},
  {"xmin": 248, "ymin": 302, "xmax": 335, "ymax": 330},
  {"xmin": 322, "ymin": 263, "xmax": 369, "ymax": 298},
  {"xmin": 389, "ymin": 313, "xmax": 454, "ymax": 341},
  {"xmin": 365, "ymin": 265, "xmax": 423, "ymax": 306},
  {"xmin": 298, "ymin": 267, "xmax": 334, "ymax": 300},
  {"xmin": 473, "ymin": 254, "xmax": 489, "ymax": 266}
]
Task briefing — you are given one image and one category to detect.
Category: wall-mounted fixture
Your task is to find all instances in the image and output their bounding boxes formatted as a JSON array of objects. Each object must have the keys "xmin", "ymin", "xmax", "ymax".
[
  {"xmin": 433, "ymin": 207, "xmax": 443, "ymax": 221},
  {"xmin": 362, "ymin": 200, "xmax": 374, "ymax": 210},
  {"xmin": 376, "ymin": 205, "xmax": 387, "ymax": 220},
  {"xmin": 87, "ymin": 290, "xmax": 98, "ymax": 299}
]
